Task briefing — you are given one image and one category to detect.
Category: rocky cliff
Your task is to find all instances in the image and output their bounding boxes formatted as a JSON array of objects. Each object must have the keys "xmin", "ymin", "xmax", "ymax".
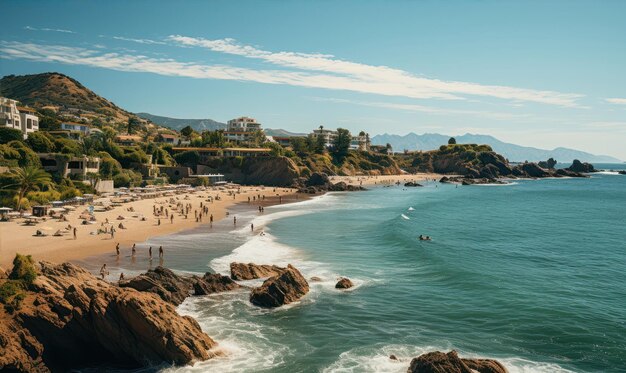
[{"xmin": 0, "ymin": 262, "xmax": 218, "ymax": 372}]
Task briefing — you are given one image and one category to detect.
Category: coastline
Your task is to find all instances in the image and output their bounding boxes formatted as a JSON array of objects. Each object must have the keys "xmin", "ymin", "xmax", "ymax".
[
  {"xmin": 329, "ymin": 173, "xmax": 444, "ymax": 186},
  {"xmin": 0, "ymin": 185, "xmax": 298, "ymax": 268}
]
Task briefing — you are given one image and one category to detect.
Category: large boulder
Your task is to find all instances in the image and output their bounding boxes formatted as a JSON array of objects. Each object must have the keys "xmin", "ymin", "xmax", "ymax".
[
  {"xmin": 249, "ymin": 265, "xmax": 309, "ymax": 308},
  {"xmin": 567, "ymin": 159, "xmax": 596, "ymax": 173},
  {"xmin": 3, "ymin": 262, "xmax": 217, "ymax": 372},
  {"xmin": 538, "ymin": 158, "xmax": 557, "ymax": 169},
  {"xmin": 230, "ymin": 263, "xmax": 286, "ymax": 280},
  {"xmin": 119, "ymin": 266, "xmax": 192, "ymax": 306},
  {"xmin": 307, "ymin": 172, "xmax": 331, "ymax": 187},
  {"xmin": 193, "ymin": 273, "xmax": 241, "ymax": 295},
  {"xmin": 478, "ymin": 152, "xmax": 512, "ymax": 176},
  {"xmin": 407, "ymin": 350, "xmax": 507, "ymax": 373},
  {"xmin": 516, "ymin": 162, "xmax": 550, "ymax": 178},
  {"xmin": 335, "ymin": 277, "xmax": 354, "ymax": 289}
]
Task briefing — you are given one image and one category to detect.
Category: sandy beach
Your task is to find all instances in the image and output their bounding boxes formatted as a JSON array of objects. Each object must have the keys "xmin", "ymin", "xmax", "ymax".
[
  {"xmin": 329, "ymin": 173, "xmax": 444, "ymax": 186},
  {"xmin": 0, "ymin": 185, "xmax": 297, "ymax": 268}
]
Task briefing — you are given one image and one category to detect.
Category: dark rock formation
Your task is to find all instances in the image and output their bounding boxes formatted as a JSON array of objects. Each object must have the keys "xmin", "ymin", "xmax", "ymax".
[
  {"xmin": 295, "ymin": 172, "xmax": 365, "ymax": 194},
  {"xmin": 0, "ymin": 262, "xmax": 217, "ymax": 372},
  {"xmin": 119, "ymin": 266, "xmax": 192, "ymax": 306},
  {"xmin": 567, "ymin": 159, "xmax": 596, "ymax": 173},
  {"xmin": 538, "ymin": 158, "xmax": 557, "ymax": 169},
  {"xmin": 439, "ymin": 176, "xmax": 452, "ymax": 183},
  {"xmin": 250, "ymin": 265, "xmax": 309, "ymax": 308},
  {"xmin": 514, "ymin": 162, "xmax": 550, "ymax": 178},
  {"xmin": 390, "ymin": 354, "xmax": 398, "ymax": 360},
  {"xmin": 619, "ymin": 170, "xmax": 626, "ymax": 175},
  {"xmin": 307, "ymin": 172, "xmax": 331, "ymax": 187},
  {"xmin": 193, "ymin": 273, "xmax": 241, "ymax": 295},
  {"xmin": 335, "ymin": 277, "xmax": 354, "ymax": 289},
  {"xmin": 404, "ymin": 181, "xmax": 423, "ymax": 187},
  {"xmin": 407, "ymin": 350, "xmax": 507, "ymax": 373},
  {"xmin": 230, "ymin": 262, "xmax": 286, "ymax": 280}
]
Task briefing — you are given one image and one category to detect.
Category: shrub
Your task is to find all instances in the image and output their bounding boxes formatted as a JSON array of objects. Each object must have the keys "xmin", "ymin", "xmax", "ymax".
[{"xmin": 10, "ymin": 254, "xmax": 37, "ymax": 285}]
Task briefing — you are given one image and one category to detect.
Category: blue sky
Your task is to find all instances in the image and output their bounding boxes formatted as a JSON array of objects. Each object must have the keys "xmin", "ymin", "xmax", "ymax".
[{"xmin": 1, "ymin": 0, "xmax": 625, "ymax": 159}]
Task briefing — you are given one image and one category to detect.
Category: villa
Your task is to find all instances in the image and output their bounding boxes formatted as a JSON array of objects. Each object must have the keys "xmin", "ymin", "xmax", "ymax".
[
  {"xmin": 38, "ymin": 153, "xmax": 101, "ymax": 178},
  {"xmin": 0, "ymin": 97, "xmax": 39, "ymax": 138},
  {"xmin": 224, "ymin": 116, "xmax": 264, "ymax": 143}
]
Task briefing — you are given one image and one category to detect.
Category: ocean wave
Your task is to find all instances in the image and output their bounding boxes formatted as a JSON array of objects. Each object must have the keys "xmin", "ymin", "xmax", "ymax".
[
  {"xmin": 595, "ymin": 171, "xmax": 622, "ymax": 175},
  {"xmin": 170, "ymin": 293, "xmax": 292, "ymax": 372},
  {"xmin": 401, "ymin": 214, "xmax": 410, "ymax": 220},
  {"xmin": 473, "ymin": 182, "xmax": 519, "ymax": 186},
  {"xmin": 322, "ymin": 344, "xmax": 576, "ymax": 373}
]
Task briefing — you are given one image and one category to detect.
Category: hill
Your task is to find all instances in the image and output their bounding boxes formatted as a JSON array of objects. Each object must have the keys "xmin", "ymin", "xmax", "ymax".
[
  {"xmin": 136, "ymin": 113, "xmax": 226, "ymax": 131},
  {"xmin": 265, "ymin": 128, "xmax": 307, "ymax": 137},
  {"xmin": 0, "ymin": 72, "xmax": 137, "ymax": 123},
  {"xmin": 372, "ymin": 133, "xmax": 621, "ymax": 163}
]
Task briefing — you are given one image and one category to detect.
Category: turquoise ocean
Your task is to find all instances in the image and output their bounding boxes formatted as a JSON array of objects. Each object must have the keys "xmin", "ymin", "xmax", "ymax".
[{"xmin": 84, "ymin": 166, "xmax": 626, "ymax": 372}]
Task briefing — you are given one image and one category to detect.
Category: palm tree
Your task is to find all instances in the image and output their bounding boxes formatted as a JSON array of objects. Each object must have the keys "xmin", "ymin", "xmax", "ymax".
[{"xmin": 2, "ymin": 166, "xmax": 52, "ymax": 211}]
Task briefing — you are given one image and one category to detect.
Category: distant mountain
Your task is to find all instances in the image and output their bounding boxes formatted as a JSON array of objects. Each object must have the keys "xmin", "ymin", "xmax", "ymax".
[
  {"xmin": 0, "ymin": 72, "xmax": 136, "ymax": 122},
  {"xmin": 264, "ymin": 128, "xmax": 307, "ymax": 137},
  {"xmin": 371, "ymin": 133, "xmax": 621, "ymax": 163},
  {"xmin": 136, "ymin": 113, "xmax": 226, "ymax": 132}
]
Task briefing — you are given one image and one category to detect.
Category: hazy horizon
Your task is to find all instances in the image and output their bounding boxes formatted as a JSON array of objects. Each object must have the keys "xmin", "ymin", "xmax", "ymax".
[{"xmin": 1, "ymin": 0, "xmax": 625, "ymax": 159}]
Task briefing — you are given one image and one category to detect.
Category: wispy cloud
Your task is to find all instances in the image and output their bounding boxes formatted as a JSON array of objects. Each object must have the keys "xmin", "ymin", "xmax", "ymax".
[
  {"xmin": 111, "ymin": 36, "xmax": 166, "ymax": 45},
  {"xmin": 311, "ymin": 97, "xmax": 530, "ymax": 121},
  {"xmin": 605, "ymin": 98, "xmax": 626, "ymax": 105},
  {"xmin": 24, "ymin": 25, "xmax": 75, "ymax": 34},
  {"xmin": 167, "ymin": 35, "xmax": 585, "ymax": 107}
]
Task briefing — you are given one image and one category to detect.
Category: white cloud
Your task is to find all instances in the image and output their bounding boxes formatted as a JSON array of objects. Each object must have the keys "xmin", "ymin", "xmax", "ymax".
[
  {"xmin": 112, "ymin": 36, "xmax": 166, "ymax": 45},
  {"xmin": 167, "ymin": 35, "xmax": 584, "ymax": 107},
  {"xmin": 311, "ymin": 97, "xmax": 530, "ymax": 121},
  {"xmin": 606, "ymin": 98, "xmax": 626, "ymax": 105},
  {"xmin": 24, "ymin": 25, "xmax": 75, "ymax": 34}
]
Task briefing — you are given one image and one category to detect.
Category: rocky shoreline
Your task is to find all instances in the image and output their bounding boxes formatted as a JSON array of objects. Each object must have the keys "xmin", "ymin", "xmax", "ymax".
[
  {"xmin": 439, "ymin": 159, "xmax": 596, "ymax": 185},
  {"xmin": 0, "ymin": 258, "xmax": 361, "ymax": 371}
]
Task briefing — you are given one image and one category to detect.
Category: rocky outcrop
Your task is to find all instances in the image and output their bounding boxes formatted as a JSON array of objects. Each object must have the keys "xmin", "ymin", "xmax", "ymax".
[
  {"xmin": 1, "ymin": 262, "xmax": 217, "ymax": 372},
  {"xmin": 404, "ymin": 181, "xmax": 423, "ymax": 187},
  {"xmin": 230, "ymin": 262, "xmax": 286, "ymax": 280},
  {"xmin": 619, "ymin": 170, "xmax": 626, "ymax": 175},
  {"xmin": 538, "ymin": 158, "xmax": 557, "ymax": 169},
  {"xmin": 250, "ymin": 265, "xmax": 309, "ymax": 308},
  {"xmin": 514, "ymin": 162, "xmax": 550, "ymax": 178},
  {"xmin": 296, "ymin": 172, "xmax": 365, "ymax": 194},
  {"xmin": 119, "ymin": 266, "xmax": 192, "ymax": 306},
  {"xmin": 407, "ymin": 350, "xmax": 507, "ymax": 373},
  {"xmin": 202, "ymin": 156, "xmax": 301, "ymax": 187},
  {"xmin": 335, "ymin": 277, "xmax": 354, "ymax": 289},
  {"xmin": 193, "ymin": 273, "xmax": 241, "ymax": 295},
  {"xmin": 567, "ymin": 159, "xmax": 596, "ymax": 173}
]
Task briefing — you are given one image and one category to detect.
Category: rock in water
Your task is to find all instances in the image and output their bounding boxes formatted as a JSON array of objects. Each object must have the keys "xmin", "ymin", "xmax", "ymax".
[
  {"xmin": 567, "ymin": 159, "xmax": 596, "ymax": 173},
  {"xmin": 407, "ymin": 350, "xmax": 507, "ymax": 373},
  {"xmin": 250, "ymin": 264, "xmax": 309, "ymax": 308},
  {"xmin": 404, "ymin": 182, "xmax": 423, "ymax": 187},
  {"xmin": 2, "ymin": 262, "xmax": 217, "ymax": 371},
  {"xmin": 335, "ymin": 277, "xmax": 354, "ymax": 289},
  {"xmin": 230, "ymin": 262, "xmax": 286, "ymax": 280},
  {"xmin": 119, "ymin": 266, "xmax": 192, "ymax": 306},
  {"xmin": 193, "ymin": 273, "xmax": 241, "ymax": 295}
]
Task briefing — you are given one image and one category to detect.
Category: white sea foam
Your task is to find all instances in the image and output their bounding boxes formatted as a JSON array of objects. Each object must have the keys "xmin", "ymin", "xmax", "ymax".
[
  {"xmin": 322, "ymin": 344, "xmax": 576, "ymax": 373},
  {"xmin": 407, "ymin": 207, "xmax": 415, "ymax": 211},
  {"xmin": 473, "ymin": 182, "xmax": 519, "ymax": 186},
  {"xmin": 401, "ymin": 214, "xmax": 410, "ymax": 220},
  {"xmin": 596, "ymin": 171, "xmax": 622, "ymax": 175}
]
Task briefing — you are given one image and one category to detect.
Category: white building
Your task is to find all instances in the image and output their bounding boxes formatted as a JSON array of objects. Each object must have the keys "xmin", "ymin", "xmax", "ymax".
[
  {"xmin": 0, "ymin": 97, "xmax": 39, "ymax": 138},
  {"xmin": 225, "ymin": 116, "xmax": 263, "ymax": 143},
  {"xmin": 17, "ymin": 106, "xmax": 40, "ymax": 138},
  {"xmin": 310, "ymin": 126, "xmax": 338, "ymax": 148},
  {"xmin": 310, "ymin": 126, "xmax": 369, "ymax": 151}
]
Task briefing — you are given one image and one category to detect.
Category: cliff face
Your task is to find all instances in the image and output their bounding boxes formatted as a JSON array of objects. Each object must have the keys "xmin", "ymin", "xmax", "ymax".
[
  {"xmin": 200, "ymin": 156, "xmax": 301, "ymax": 186},
  {"xmin": 0, "ymin": 262, "xmax": 217, "ymax": 372}
]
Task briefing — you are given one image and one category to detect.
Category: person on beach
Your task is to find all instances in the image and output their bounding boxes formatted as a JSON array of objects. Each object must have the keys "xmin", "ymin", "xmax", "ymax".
[
  {"xmin": 170, "ymin": 214, "xmax": 174, "ymax": 224},
  {"xmin": 233, "ymin": 216, "xmax": 237, "ymax": 225},
  {"xmin": 158, "ymin": 218, "xmax": 161, "ymax": 226},
  {"xmin": 115, "ymin": 243, "xmax": 120, "ymax": 256},
  {"xmin": 73, "ymin": 227, "xmax": 77, "ymax": 240},
  {"xmin": 119, "ymin": 272, "xmax": 125, "ymax": 281},
  {"xmin": 251, "ymin": 223, "xmax": 254, "ymax": 232},
  {"xmin": 110, "ymin": 227, "xmax": 115, "ymax": 239},
  {"xmin": 131, "ymin": 243, "xmax": 136, "ymax": 257},
  {"xmin": 159, "ymin": 245, "xmax": 164, "ymax": 258},
  {"xmin": 149, "ymin": 246, "xmax": 152, "ymax": 258},
  {"xmin": 100, "ymin": 264, "xmax": 108, "ymax": 280},
  {"xmin": 210, "ymin": 214, "xmax": 213, "ymax": 224}
]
